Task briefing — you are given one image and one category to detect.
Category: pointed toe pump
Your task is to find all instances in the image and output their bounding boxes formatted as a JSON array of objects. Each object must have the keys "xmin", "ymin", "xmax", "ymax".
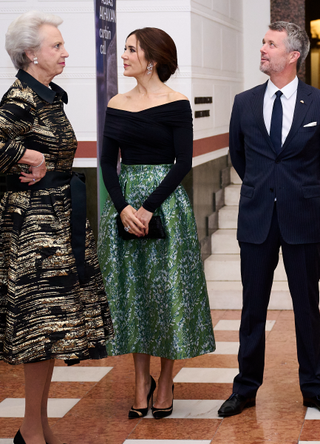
[
  {"xmin": 13, "ymin": 430, "xmax": 26, "ymax": 444},
  {"xmin": 128, "ymin": 375, "xmax": 156, "ymax": 419},
  {"xmin": 152, "ymin": 384, "xmax": 174, "ymax": 419}
]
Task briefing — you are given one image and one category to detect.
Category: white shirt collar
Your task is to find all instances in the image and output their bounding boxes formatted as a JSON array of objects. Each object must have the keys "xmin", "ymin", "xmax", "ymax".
[{"xmin": 267, "ymin": 76, "xmax": 298, "ymax": 100}]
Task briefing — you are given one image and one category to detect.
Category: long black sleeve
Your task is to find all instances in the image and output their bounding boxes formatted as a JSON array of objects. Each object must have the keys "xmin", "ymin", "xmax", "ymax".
[
  {"xmin": 100, "ymin": 136, "xmax": 128, "ymax": 213},
  {"xmin": 142, "ymin": 120, "xmax": 192, "ymax": 212},
  {"xmin": 101, "ymin": 100, "xmax": 193, "ymax": 213}
]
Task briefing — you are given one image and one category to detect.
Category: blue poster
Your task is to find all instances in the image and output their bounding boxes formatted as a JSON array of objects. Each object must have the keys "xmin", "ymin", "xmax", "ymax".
[{"xmin": 94, "ymin": 0, "xmax": 117, "ymax": 214}]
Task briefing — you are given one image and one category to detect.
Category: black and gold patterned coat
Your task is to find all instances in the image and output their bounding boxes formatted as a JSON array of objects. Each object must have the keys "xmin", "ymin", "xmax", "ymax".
[{"xmin": 0, "ymin": 69, "xmax": 113, "ymax": 365}]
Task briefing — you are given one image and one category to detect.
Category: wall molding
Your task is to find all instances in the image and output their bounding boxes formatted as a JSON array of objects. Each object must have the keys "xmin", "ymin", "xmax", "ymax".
[
  {"xmin": 117, "ymin": 4, "xmax": 241, "ymax": 32},
  {"xmin": 117, "ymin": 4, "xmax": 189, "ymax": 13},
  {"xmin": 53, "ymin": 72, "xmax": 96, "ymax": 79},
  {"xmin": 193, "ymin": 133, "xmax": 229, "ymax": 157},
  {"xmin": 117, "ymin": 68, "xmax": 241, "ymax": 83},
  {"xmin": 73, "ymin": 151, "xmax": 229, "ymax": 168},
  {"xmin": 76, "ymin": 141, "xmax": 96, "ymax": 158},
  {"xmin": 0, "ymin": 6, "xmax": 94, "ymax": 14},
  {"xmin": 192, "ymin": 147, "xmax": 229, "ymax": 168},
  {"xmin": 191, "ymin": 73, "xmax": 243, "ymax": 82},
  {"xmin": 73, "ymin": 158, "xmax": 97, "ymax": 168},
  {"xmin": 190, "ymin": 7, "xmax": 242, "ymax": 32},
  {"xmin": 73, "ymin": 151, "xmax": 229, "ymax": 169},
  {"xmin": 75, "ymin": 137, "xmax": 230, "ymax": 165},
  {"xmin": 0, "ymin": 72, "xmax": 96, "ymax": 79}
]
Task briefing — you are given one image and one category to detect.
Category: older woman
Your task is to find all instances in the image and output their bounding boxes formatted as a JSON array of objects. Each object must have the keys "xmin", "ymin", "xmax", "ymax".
[
  {"xmin": 1, "ymin": 11, "xmax": 113, "ymax": 444},
  {"xmin": 98, "ymin": 27, "xmax": 215, "ymax": 419}
]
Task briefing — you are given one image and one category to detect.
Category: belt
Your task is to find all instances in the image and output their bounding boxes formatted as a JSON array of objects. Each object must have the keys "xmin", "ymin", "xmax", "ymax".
[{"xmin": 6, "ymin": 171, "xmax": 87, "ymax": 284}]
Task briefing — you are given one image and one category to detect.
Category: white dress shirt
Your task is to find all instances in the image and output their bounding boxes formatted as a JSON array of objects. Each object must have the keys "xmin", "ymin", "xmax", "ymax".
[{"xmin": 263, "ymin": 76, "xmax": 298, "ymax": 146}]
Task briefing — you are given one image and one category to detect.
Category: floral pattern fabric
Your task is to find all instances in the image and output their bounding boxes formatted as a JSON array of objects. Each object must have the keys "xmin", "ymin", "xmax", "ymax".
[{"xmin": 98, "ymin": 164, "xmax": 215, "ymax": 360}]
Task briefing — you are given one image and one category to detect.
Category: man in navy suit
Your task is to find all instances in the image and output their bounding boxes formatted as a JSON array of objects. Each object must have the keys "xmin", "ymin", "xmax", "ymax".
[{"xmin": 218, "ymin": 21, "xmax": 320, "ymax": 417}]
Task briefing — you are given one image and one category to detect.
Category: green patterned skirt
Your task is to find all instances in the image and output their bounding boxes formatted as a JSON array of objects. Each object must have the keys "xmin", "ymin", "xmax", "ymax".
[{"xmin": 98, "ymin": 164, "xmax": 215, "ymax": 360}]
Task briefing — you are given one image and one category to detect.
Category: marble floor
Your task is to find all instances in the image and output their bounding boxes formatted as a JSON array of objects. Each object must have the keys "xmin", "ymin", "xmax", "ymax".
[{"xmin": 0, "ymin": 310, "xmax": 319, "ymax": 443}]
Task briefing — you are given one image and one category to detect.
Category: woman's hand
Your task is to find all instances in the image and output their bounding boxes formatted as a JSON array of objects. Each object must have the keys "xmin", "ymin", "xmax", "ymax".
[
  {"xmin": 135, "ymin": 206, "xmax": 153, "ymax": 235},
  {"xmin": 120, "ymin": 205, "xmax": 146, "ymax": 237},
  {"xmin": 18, "ymin": 149, "xmax": 47, "ymax": 185}
]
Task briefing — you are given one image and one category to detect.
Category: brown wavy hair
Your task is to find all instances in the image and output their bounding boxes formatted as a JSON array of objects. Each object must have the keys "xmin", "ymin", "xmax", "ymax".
[{"xmin": 127, "ymin": 27, "xmax": 178, "ymax": 82}]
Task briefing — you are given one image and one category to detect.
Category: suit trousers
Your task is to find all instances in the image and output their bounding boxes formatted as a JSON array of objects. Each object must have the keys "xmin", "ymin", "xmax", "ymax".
[{"xmin": 233, "ymin": 203, "xmax": 320, "ymax": 398}]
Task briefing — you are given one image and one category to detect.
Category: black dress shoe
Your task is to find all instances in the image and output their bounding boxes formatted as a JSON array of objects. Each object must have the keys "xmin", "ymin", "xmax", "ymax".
[
  {"xmin": 218, "ymin": 393, "xmax": 256, "ymax": 417},
  {"xmin": 303, "ymin": 395, "xmax": 320, "ymax": 410}
]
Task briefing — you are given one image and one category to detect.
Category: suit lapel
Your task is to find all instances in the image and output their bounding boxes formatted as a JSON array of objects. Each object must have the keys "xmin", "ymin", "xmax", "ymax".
[
  {"xmin": 280, "ymin": 80, "xmax": 313, "ymax": 153},
  {"xmin": 250, "ymin": 82, "xmax": 276, "ymax": 153}
]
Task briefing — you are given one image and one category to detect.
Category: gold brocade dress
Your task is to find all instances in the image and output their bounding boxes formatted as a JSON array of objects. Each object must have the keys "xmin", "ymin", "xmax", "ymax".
[{"xmin": 0, "ymin": 69, "xmax": 113, "ymax": 365}]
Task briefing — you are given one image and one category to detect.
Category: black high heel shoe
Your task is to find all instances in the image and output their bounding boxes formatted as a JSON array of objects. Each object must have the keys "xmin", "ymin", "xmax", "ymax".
[
  {"xmin": 128, "ymin": 375, "xmax": 156, "ymax": 419},
  {"xmin": 152, "ymin": 384, "xmax": 174, "ymax": 419},
  {"xmin": 14, "ymin": 430, "xmax": 26, "ymax": 444},
  {"xmin": 14, "ymin": 429, "xmax": 65, "ymax": 444}
]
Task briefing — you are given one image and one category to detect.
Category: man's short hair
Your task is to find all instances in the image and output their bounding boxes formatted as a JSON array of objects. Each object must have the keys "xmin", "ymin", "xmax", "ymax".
[{"xmin": 269, "ymin": 21, "xmax": 310, "ymax": 71}]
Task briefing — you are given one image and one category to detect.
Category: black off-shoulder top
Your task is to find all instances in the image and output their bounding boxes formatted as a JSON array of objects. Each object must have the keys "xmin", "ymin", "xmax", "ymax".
[{"xmin": 101, "ymin": 99, "xmax": 193, "ymax": 213}]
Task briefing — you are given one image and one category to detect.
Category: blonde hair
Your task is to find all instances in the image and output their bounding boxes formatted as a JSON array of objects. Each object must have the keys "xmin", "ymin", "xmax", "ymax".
[{"xmin": 5, "ymin": 10, "xmax": 63, "ymax": 70}]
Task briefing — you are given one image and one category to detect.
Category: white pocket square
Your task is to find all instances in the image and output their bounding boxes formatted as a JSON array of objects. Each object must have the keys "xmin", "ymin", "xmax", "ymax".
[{"xmin": 303, "ymin": 122, "xmax": 317, "ymax": 127}]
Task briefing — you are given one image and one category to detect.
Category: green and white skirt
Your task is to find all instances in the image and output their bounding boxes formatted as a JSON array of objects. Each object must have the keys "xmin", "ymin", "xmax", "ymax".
[{"xmin": 97, "ymin": 164, "xmax": 215, "ymax": 360}]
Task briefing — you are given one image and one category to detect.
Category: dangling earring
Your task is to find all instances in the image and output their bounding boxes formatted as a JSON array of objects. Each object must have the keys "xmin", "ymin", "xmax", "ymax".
[
  {"xmin": 147, "ymin": 62, "xmax": 153, "ymax": 75},
  {"xmin": 33, "ymin": 57, "xmax": 38, "ymax": 65}
]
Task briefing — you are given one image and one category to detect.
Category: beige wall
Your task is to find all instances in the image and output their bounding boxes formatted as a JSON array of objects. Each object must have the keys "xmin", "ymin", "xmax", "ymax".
[{"xmin": 0, "ymin": 0, "xmax": 271, "ymax": 149}]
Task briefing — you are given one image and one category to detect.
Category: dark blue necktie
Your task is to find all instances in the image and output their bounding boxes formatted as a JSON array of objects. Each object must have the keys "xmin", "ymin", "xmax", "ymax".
[{"xmin": 270, "ymin": 90, "xmax": 283, "ymax": 154}]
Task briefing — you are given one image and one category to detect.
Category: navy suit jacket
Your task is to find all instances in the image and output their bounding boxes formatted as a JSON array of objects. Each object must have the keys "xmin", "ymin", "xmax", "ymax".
[{"xmin": 230, "ymin": 80, "xmax": 320, "ymax": 244}]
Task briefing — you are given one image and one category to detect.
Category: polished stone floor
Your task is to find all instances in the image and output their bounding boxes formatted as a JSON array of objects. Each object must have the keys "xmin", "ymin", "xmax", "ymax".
[{"xmin": 0, "ymin": 310, "xmax": 319, "ymax": 443}]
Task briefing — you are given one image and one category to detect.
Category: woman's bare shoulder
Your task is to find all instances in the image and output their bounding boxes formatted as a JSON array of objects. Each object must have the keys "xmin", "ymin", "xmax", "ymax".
[
  {"xmin": 107, "ymin": 94, "xmax": 127, "ymax": 109},
  {"xmin": 167, "ymin": 90, "xmax": 189, "ymax": 103}
]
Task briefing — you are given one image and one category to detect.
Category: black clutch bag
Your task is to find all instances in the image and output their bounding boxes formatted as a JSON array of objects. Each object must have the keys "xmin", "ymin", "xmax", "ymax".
[{"xmin": 116, "ymin": 215, "xmax": 166, "ymax": 240}]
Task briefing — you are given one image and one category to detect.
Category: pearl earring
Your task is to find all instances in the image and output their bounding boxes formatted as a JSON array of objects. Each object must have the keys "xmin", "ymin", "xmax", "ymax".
[
  {"xmin": 33, "ymin": 57, "xmax": 38, "ymax": 65},
  {"xmin": 147, "ymin": 62, "xmax": 153, "ymax": 75}
]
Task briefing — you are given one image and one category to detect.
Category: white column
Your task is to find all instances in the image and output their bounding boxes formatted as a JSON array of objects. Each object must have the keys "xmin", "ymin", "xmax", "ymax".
[{"xmin": 243, "ymin": 0, "xmax": 271, "ymax": 90}]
